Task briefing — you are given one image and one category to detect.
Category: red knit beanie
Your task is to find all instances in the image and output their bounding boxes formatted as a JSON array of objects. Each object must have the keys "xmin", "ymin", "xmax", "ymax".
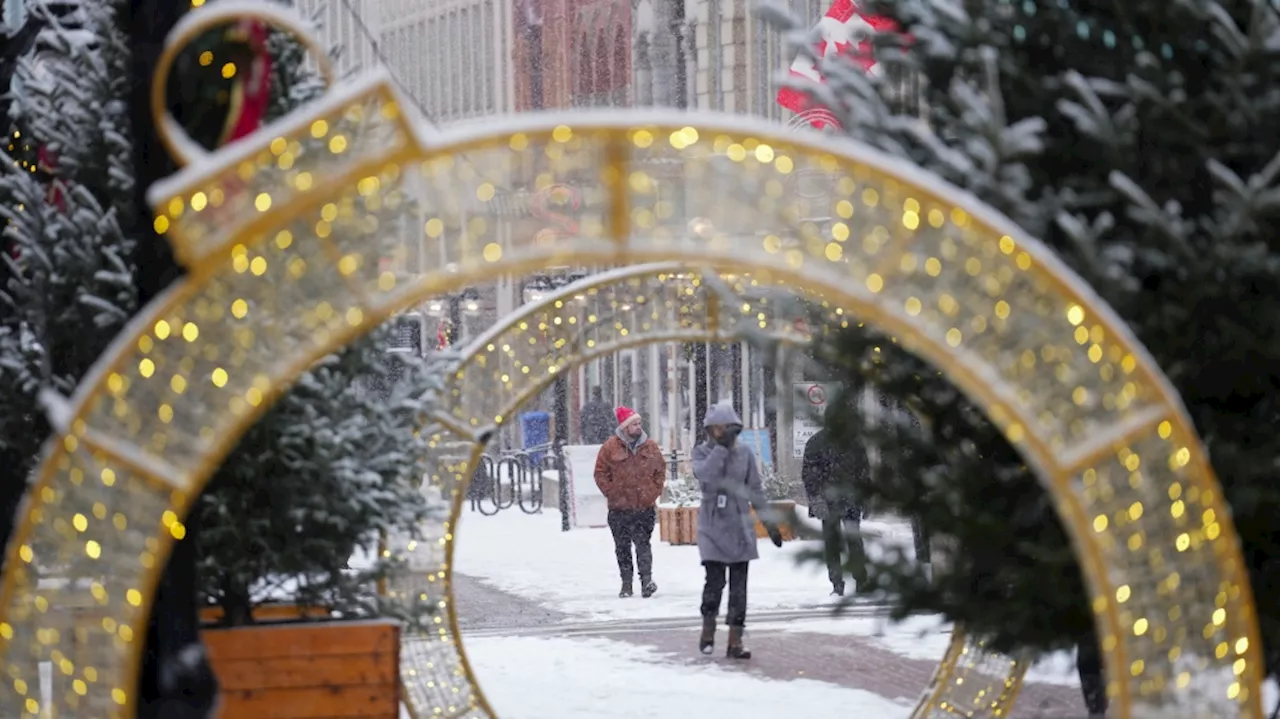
[{"xmin": 615, "ymin": 406, "xmax": 641, "ymax": 431}]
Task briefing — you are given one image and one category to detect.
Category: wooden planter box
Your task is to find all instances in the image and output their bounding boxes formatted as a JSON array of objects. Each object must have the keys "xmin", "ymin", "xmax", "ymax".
[
  {"xmin": 205, "ymin": 619, "xmax": 400, "ymax": 719},
  {"xmin": 753, "ymin": 500, "xmax": 798, "ymax": 542},
  {"xmin": 660, "ymin": 500, "xmax": 798, "ymax": 544},
  {"xmin": 200, "ymin": 603, "xmax": 331, "ymax": 625},
  {"xmin": 658, "ymin": 504, "xmax": 699, "ymax": 545}
]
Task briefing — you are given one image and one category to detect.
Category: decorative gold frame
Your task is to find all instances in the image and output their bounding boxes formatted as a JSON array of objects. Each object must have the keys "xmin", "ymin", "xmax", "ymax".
[
  {"xmin": 149, "ymin": 0, "xmax": 336, "ymax": 169},
  {"xmin": 399, "ymin": 260, "xmax": 1033, "ymax": 719},
  {"xmin": 0, "ymin": 6, "xmax": 1264, "ymax": 717}
]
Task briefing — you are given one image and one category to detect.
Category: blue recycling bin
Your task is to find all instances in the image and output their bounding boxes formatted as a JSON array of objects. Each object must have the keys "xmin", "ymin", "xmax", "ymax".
[{"xmin": 521, "ymin": 411, "xmax": 551, "ymax": 465}]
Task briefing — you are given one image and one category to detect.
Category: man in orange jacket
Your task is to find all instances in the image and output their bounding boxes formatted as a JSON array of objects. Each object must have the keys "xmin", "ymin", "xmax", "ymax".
[{"xmin": 594, "ymin": 406, "xmax": 666, "ymax": 598}]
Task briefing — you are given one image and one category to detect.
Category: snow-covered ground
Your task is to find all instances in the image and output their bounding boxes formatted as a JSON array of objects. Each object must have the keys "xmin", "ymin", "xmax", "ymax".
[
  {"xmin": 757, "ymin": 613, "xmax": 1076, "ymax": 687},
  {"xmin": 452, "ymin": 507, "xmax": 917, "ymax": 622},
  {"xmin": 436, "ymin": 507, "xmax": 1280, "ymax": 717},
  {"xmin": 452, "ymin": 508, "xmax": 1086, "ymax": 683},
  {"xmin": 464, "ymin": 635, "xmax": 914, "ymax": 718}
]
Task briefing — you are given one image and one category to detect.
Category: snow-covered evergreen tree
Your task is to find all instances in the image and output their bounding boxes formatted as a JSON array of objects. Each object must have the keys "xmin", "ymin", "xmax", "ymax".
[
  {"xmin": 1, "ymin": 0, "xmax": 441, "ymax": 629},
  {"xmin": 264, "ymin": 16, "xmax": 326, "ymax": 121},
  {"xmin": 0, "ymin": 0, "xmax": 137, "ymax": 499},
  {"xmin": 778, "ymin": 0, "xmax": 1280, "ymax": 687},
  {"xmin": 195, "ymin": 331, "xmax": 444, "ymax": 626},
  {"xmin": 187, "ymin": 7, "xmax": 441, "ymax": 627}
]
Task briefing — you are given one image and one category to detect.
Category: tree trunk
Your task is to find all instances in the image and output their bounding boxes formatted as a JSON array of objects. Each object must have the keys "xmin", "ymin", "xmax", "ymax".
[
  {"xmin": 1076, "ymin": 633, "xmax": 1108, "ymax": 717},
  {"xmin": 122, "ymin": 1, "xmax": 219, "ymax": 717},
  {"xmin": 220, "ymin": 578, "xmax": 254, "ymax": 629}
]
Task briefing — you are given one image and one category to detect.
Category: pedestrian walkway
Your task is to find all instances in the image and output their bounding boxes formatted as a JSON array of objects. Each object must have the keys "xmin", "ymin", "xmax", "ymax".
[
  {"xmin": 565, "ymin": 625, "xmax": 1080, "ymax": 719},
  {"xmin": 447, "ymin": 572, "xmax": 1085, "ymax": 718},
  {"xmin": 453, "ymin": 572, "xmax": 569, "ymax": 630},
  {"xmin": 460, "ymin": 603, "xmax": 894, "ymax": 638}
]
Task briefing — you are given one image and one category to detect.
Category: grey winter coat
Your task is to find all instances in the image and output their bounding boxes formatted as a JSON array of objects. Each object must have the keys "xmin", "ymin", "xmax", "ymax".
[{"xmin": 692, "ymin": 403, "xmax": 769, "ymax": 565}]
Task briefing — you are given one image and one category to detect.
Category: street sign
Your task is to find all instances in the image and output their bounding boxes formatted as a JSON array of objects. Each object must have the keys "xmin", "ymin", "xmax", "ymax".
[{"xmin": 793, "ymin": 382, "xmax": 841, "ymax": 458}]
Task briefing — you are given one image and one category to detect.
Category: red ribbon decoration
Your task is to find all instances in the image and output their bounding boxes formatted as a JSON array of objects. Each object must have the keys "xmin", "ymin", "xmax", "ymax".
[
  {"xmin": 776, "ymin": 0, "xmax": 899, "ymax": 130},
  {"xmin": 221, "ymin": 19, "xmax": 273, "ymax": 144}
]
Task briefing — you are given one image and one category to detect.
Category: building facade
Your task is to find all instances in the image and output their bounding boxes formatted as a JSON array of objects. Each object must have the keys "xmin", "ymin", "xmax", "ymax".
[
  {"xmin": 379, "ymin": 0, "xmax": 514, "ymax": 122},
  {"xmin": 510, "ymin": 0, "xmax": 632, "ymax": 111},
  {"xmin": 627, "ymin": 0, "xmax": 849, "ymax": 475},
  {"xmin": 630, "ymin": 0, "xmax": 832, "ymax": 118},
  {"xmin": 295, "ymin": 0, "xmax": 514, "ymax": 123},
  {"xmin": 295, "ymin": 0, "xmax": 383, "ymax": 79},
  {"xmin": 299, "ymin": 0, "xmax": 858, "ymax": 475}
]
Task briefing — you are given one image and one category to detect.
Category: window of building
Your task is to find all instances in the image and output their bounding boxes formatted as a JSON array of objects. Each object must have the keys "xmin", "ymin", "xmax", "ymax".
[
  {"xmin": 461, "ymin": 6, "xmax": 472, "ymax": 116},
  {"xmin": 484, "ymin": 0, "xmax": 496, "ymax": 113},
  {"xmin": 577, "ymin": 33, "xmax": 592, "ymax": 106},
  {"xmin": 428, "ymin": 16, "xmax": 440, "ymax": 114},
  {"xmin": 497, "ymin": 0, "xmax": 509, "ymax": 113},
  {"xmin": 709, "ymin": 0, "xmax": 722, "ymax": 110},
  {"xmin": 449, "ymin": 11, "xmax": 460, "ymax": 118},
  {"xmin": 634, "ymin": 32, "xmax": 652, "ymax": 106},
  {"xmin": 595, "ymin": 34, "xmax": 610, "ymax": 106}
]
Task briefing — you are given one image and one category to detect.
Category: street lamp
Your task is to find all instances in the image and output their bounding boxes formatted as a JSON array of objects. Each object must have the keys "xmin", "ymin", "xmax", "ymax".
[
  {"xmin": 462, "ymin": 292, "xmax": 481, "ymax": 317},
  {"xmin": 522, "ymin": 274, "xmax": 554, "ymax": 305},
  {"xmin": 424, "ymin": 288, "xmax": 483, "ymax": 348},
  {"xmin": 521, "ymin": 270, "xmax": 588, "ymax": 532}
]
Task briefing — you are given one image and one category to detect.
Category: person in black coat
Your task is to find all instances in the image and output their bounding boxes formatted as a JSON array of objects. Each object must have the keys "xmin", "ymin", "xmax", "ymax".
[
  {"xmin": 801, "ymin": 427, "xmax": 871, "ymax": 596},
  {"xmin": 579, "ymin": 386, "xmax": 615, "ymax": 445}
]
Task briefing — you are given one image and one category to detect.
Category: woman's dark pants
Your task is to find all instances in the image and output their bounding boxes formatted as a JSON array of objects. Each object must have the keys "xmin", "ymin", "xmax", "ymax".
[{"xmin": 701, "ymin": 561, "xmax": 749, "ymax": 626}]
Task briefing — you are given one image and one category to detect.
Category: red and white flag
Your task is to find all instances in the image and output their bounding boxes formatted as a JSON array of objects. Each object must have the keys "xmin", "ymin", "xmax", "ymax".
[{"xmin": 776, "ymin": 0, "xmax": 898, "ymax": 129}]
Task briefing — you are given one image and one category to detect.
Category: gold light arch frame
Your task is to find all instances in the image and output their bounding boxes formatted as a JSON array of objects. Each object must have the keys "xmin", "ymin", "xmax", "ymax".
[
  {"xmin": 0, "ymin": 5, "xmax": 1265, "ymax": 716},
  {"xmin": 401, "ymin": 260, "xmax": 1033, "ymax": 719}
]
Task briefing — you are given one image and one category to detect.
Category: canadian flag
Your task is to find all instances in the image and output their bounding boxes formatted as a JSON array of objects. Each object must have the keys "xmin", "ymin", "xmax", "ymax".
[{"xmin": 776, "ymin": 0, "xmax": 898, "ymax": 130}]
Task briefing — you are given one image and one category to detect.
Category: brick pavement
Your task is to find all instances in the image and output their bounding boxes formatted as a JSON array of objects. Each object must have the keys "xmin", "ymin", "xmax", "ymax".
[
  {"xmin": 451, "ymin": 574, "xmax": 1088, "ymax": 717},
  {"xmin": 453, "ymin": 572, "xmax": 570, "ymax": 630},
  {"xmin": 577, "ymin": 627, "xmax": 1086, "ymax": 718}
]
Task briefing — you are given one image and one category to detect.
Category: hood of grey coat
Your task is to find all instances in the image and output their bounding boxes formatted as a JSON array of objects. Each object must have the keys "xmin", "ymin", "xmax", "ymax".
[
  {"xmin": 703, "ymin": 402, "xmax": 742, "ymax": 428},
  {"xmin": 616, "ymin": 426, "xmax": 649, "ymax": 451}
]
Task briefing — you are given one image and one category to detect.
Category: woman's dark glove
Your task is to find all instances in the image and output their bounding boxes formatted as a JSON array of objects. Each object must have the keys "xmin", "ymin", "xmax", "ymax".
[
  {"xmin": 767, "ymin": 525, "xmax": 784, "ymax": 547},
  {"xmin": 717, "ymin": 426, "xmax": 741, "ymax": 447}
]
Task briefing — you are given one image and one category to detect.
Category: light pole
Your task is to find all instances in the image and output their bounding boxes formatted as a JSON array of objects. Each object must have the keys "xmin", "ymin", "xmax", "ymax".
[
  {"xmin": 522, "ymin": 271, "xmax": 585, "ymax": 531},
  {"xmin": 424, "ymin": 288, "xmax": 482, "ymax": 349},
  {"xmin": 522, "ymin": 271, "xmax": 585, "ymax": 448}
]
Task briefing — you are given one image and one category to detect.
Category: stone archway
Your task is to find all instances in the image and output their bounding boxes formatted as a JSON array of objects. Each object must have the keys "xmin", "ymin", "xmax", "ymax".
[{"xmin": 0, "ymin": 53, "xmax": 1263, "ymax": 719}]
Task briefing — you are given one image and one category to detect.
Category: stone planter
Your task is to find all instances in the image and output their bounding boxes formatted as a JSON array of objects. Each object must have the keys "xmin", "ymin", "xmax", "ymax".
[
  {"xmin": 658, "ymin": 504, "xmax": 699, "ymax": 545},
  {"xmin": 204, "ymin": 618, "xmax": 400, "ymax": 718}
]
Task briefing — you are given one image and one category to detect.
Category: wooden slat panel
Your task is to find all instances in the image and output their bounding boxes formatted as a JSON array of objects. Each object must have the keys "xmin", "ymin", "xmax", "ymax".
[
  {"xmin": 214, "ymin": 652, "xmax": 397, "ymax": 691},
  {"xmin": 206, "ymin": 621, "xmax": 400, "ymax": 718},
  {"xmin": 753, "ymin": 501, "xmax": 797, "ymax": 541},
  {"xmin": 200, "ymin": 604, "xmax": 331, "ymax": 624},
  {"xmin": 204, "ymin": 620, "xmax": 398, "ymax": 661},
  {"xmin": 658, "ymin": 506, "xmax": 698, "ymax": 545},
  {"xmin": 215, "ymin": 684, "xmax": 398, "ymax": 719}
]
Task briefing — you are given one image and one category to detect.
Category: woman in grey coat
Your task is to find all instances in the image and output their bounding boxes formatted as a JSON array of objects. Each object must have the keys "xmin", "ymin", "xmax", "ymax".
[{"xmin": 692, "ymin": 402, "xmax": 783, "ymax": 659}]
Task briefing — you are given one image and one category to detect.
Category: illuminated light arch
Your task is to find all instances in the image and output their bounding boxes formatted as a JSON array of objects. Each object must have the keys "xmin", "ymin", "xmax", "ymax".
[
  {"xmin": 400, "ymin": 260, "xmax": 1031, "ymax": 718},
  {"xmin": 0, "ymin": 39, "xmax": 1262, "ymax": 719}
]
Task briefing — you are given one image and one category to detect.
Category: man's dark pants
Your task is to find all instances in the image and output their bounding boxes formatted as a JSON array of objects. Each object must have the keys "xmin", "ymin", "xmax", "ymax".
[
  {"xmin": 607, "ymin": 508, "xmax": 656, "ymax": 581},
  {"xmin": 823, "ymin": 516, "xmax": 869, "ymax": 586}
]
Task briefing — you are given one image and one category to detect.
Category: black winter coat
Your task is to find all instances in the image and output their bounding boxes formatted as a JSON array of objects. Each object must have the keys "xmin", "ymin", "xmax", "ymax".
[
  {"xmin": 801, "ymin": 428, "xmax": 870, "ymax": 521},
  {"xmin": 580, "ymin": 400, "xmax": 616, "ymax": 445}
]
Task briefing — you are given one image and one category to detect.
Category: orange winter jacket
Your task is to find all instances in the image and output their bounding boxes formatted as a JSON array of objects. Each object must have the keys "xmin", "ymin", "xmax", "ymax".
[{"xmin": 593, "ymin": 435, "xmax": 666, "ymax": 510}]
